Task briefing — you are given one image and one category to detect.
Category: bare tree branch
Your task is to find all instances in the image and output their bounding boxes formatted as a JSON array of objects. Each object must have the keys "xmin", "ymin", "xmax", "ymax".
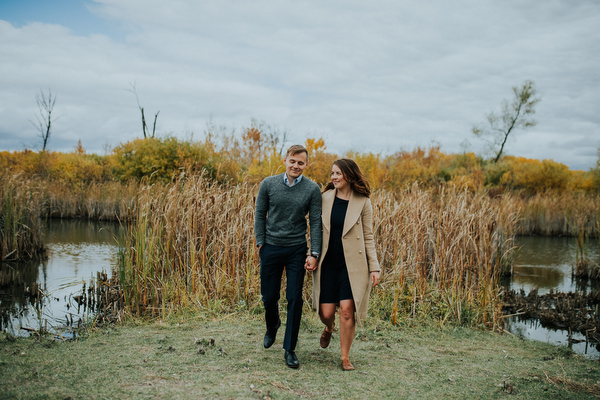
[
  {"xmin": 152, "ymin": 111, "xmax": 159, "ymax": 138},
  {"xmin": 129, "ymin": 82, "xmax": 159, "ymax": 139},
  {"xmin": 30, "ymin": 88, "xmax": 56, "ymax": 152}
]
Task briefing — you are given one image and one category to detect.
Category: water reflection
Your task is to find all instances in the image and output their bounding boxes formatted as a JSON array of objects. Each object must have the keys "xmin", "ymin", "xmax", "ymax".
[
  {"xmin": 0, "ymin": 219, "xmax": 122, "ymax": 337},
  {"xmin": 502, "ymin": 236, "xmax": 600, "ymax": 294},
  {"xmin": 0, "ymin": 259, "xmax": 42, "ymax": 334},
  {"xmin": 511, "ymin": 265, "xmax": 564, "ymax": 289},
  {"xmin": 503, "ymin": 236, "xmax": 600, "ymax": 358},
  {"xmin": 504, "ymin": 317, "xmax": 596, "ymax": 356}
]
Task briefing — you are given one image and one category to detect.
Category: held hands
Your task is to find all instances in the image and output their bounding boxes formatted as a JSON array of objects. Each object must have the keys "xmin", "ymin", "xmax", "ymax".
[
  {"xmin": 304, "ymin": 257, "xmax": 379, "ymax": 285},
  {"xmin": 304, "ymin": 256, "xmax": 318, "ymax": 271}
]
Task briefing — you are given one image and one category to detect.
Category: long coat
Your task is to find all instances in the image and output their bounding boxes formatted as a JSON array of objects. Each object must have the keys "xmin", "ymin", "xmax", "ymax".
[{"xmin": 312, "ymin": 189, "xmax": 381, "ymax": 324}]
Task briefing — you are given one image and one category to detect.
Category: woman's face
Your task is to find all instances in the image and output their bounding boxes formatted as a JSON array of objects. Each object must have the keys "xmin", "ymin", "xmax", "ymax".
[{"xmin": 331, "ymin": 164, "xmax": 349, "ymax": 191}]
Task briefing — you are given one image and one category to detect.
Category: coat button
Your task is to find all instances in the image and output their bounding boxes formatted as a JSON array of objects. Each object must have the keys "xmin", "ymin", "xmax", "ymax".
[
  {"xmin": 357, "ymin": 236, "xmax": 360, "ymax": 239},
  {"xmin": 359, "ymin": 250, "xmax": 362, "ymax": 254}
]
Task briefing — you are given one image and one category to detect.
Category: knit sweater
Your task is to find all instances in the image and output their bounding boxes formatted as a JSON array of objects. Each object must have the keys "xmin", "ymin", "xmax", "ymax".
[{"xmin": 254, "ymin": 173, "xmax": 322, "ymax": 254}]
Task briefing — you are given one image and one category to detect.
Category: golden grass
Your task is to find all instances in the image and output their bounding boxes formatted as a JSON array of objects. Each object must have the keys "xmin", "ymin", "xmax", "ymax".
[
  {"xmin": 371, "ymin": 184, "xmax": 518, "ymax": 329},
  {"xmin": 0, "ymin": 175, "xmax": 46, "ymax": 262},
  {"xmin": 511, "ymin": 191, "xmax": 600, "ymax": 237},
  {"xmin": 117, "ymin": 173, "xmax": 260, "ymax": 318},
  {"xmin": 116, "ymin": 177, "xmax": 520, "ymax": 328},
  {"xmin": 42, "ymin": 180, "xmax": 139, "ymax": 221},
  {"xmin": 4, "ymin": 170, "xmax": 599, "ymax": 329}
]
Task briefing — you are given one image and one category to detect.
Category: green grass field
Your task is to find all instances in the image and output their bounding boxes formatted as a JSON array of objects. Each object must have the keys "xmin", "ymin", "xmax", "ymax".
[{"xmin": 1, "ymin": 312, "xmax": 599, "ymax": 399}]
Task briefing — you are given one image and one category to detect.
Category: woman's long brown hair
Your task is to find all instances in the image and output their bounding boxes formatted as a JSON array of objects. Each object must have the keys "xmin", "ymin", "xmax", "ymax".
[{"xmin": 323, "ymin": 158, "xmax": 371, "ymax": 197}]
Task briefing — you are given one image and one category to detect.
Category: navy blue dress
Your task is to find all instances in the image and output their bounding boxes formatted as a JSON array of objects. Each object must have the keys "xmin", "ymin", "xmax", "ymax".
[{"xmin": 320, "ymin": 196, "xmax": 353, "ymax": 303}]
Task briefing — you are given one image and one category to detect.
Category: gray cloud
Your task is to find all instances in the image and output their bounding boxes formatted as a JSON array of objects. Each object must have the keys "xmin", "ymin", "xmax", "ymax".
[{"xmin": 0, "ymin": 0, "xmax": 598, "ymax": 170}]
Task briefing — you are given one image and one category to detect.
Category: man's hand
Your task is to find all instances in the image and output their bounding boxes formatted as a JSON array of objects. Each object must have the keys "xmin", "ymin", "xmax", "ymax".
[{"xmin": 305, "ymin": 256, "xmax": 318, "ymax": 271}]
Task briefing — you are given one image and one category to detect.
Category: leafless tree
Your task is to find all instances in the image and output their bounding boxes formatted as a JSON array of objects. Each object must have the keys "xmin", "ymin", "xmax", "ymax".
[
  {"xmin": 31, "ymin": 89, "xmax": 56, "ymax": 151},
  {"xmin": 129, "ymin": 82, "xmax": 159, "ymax": 139}
]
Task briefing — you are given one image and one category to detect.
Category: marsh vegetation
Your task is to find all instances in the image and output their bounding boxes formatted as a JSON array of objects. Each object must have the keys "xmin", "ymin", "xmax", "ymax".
[{"xmin": 1, "ymin": 132, "xmax": 599, "ymax": 333}]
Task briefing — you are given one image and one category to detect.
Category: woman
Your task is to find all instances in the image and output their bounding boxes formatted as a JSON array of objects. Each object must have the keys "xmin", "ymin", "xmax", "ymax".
[{"xmin": 310, "ymin": 158, "xmax": 381, "ymax": 371}]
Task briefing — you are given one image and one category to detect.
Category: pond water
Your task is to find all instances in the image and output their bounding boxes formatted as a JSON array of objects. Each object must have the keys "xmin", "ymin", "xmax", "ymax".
[
  {"xmin": 501, "ymin": 236, "xmax": 600, "ymax": 358},
  {"xmin": 1, "ymin": 222, "xmax": 599, "ymax": 358},
  {"xmin": 0, "ymin": 219, "xmax": 122, "ymax": 338}
]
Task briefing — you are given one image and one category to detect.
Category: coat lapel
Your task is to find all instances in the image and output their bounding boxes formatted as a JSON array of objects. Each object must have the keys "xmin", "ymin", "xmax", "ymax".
[
  {"xmin": 321, "ymin": 189, "xmax": 335, "ymax": 233},
  {"xmin": 342, "ymin": 190, "xmax": 366, "ymax": 237}
]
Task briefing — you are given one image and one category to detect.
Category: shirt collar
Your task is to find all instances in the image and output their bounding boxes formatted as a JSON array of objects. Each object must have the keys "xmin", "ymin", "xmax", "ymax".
[{"xmin": 284, "ymin": 173, "xmax": 303, "ymax": 187}]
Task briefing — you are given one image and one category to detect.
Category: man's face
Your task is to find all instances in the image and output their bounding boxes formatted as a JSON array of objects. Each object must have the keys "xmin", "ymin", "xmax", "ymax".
[{"xmin": 284, "ymin": 152, "xmax": 308, "ymax": 181}]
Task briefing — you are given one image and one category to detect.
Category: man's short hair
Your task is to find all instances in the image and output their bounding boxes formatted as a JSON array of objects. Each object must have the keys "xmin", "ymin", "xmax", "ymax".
[{"xmin": 286, "ymin": 145, "xmax": 309, "ymax": 161}]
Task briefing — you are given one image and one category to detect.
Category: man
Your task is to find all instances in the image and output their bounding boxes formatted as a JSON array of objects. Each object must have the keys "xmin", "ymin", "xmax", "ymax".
[{"xmin": 254, "ymin": 144, "xmax": 322, "ymax": 369}]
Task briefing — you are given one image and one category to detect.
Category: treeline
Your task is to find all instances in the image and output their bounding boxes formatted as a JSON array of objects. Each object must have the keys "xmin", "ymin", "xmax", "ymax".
[{"xmin": 1, "ymin": 127, "xmax": 599, "ymax": 194}]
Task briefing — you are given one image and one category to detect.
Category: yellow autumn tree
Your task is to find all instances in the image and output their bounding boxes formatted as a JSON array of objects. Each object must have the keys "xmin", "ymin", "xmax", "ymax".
[
  {"xmin": 345, "ymin": 151, "xmax": 387, "ymax": 189},
  {"xmin": 303, "ymin": 138, "xmax": 338, "ymax": 185}
]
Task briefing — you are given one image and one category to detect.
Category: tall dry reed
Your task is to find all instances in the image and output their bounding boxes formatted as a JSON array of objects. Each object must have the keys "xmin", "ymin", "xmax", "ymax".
[
  {"xmin": 42, "ymin": 180, "xmax": 139, "ymax": 221},
  {"xmin": 511, "ymin": 191, "xmax": 600, "ymax": 237},
  {"xmin": 573, "ymin": 219, "xmax": 600, "ymax": 279},
  {"xmin": 117, "ymin": 173, "xmax": 260, "ymax": 317},
  {"xmin": 0, "ymin": 175, "xmax": 46, "ymax": 262},
  {"xmin": 371, "ymin": 184, "xmax": 519, "ymax": 329},
  {"xmin": 117, "ymin": 177, "xmax": 519, "ymax": 328}
]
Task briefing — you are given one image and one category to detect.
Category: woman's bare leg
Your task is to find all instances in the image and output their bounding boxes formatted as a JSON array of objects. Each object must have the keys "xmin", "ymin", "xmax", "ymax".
[
  {"xmin": 319, "ymin": 303, "xmax": 336, "ymax": 348},
  {"xmin": 319, "ymin": 303, "xmax": 336, "ymax": 330},
  {"xmin": 339, "ymin": 299, "xmax": 355, "ymax": 367}
]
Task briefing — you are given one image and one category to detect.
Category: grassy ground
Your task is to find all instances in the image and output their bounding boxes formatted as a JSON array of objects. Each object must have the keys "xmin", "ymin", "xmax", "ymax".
[{"xmin": 1, "ymin": 311, "xmax": 600, "ymax": 400}]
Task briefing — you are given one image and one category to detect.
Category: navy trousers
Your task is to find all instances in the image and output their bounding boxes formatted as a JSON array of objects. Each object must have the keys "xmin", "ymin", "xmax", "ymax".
[{"xmin": 259, "ymin": 242, "xmax": 307, "ymax": 352}]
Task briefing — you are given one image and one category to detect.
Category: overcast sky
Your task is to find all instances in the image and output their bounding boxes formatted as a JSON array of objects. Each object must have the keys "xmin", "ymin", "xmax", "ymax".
[{"xmin": 1, "ymin": 0, "xmax": 599, "ymax": 171}]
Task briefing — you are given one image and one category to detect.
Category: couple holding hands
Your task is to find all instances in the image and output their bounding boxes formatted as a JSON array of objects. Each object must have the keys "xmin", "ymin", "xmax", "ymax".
[{"xmin": 254, "ymin": 145, "xmax": 380, "ymax": 371}]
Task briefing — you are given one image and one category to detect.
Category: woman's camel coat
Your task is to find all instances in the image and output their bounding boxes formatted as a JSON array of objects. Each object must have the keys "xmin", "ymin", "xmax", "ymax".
[{"xmin": 312, "ymin": 189, "xmax": 381, "ymax": 324}]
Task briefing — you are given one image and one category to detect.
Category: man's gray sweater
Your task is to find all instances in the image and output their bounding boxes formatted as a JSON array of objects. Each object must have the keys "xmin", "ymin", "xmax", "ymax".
[{"xmin": 254, "ymin": 173, "xmax": 322, "ymax": 255}]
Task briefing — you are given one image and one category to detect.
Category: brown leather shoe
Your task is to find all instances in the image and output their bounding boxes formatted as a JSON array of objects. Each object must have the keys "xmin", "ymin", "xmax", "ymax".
[
  {"xmin": 341, "ymin": 359, "xmax": 355, "ymax": 371},
  {"xmin": 320, "ymin": 325, "xmax": 334, "ymax": 348}
]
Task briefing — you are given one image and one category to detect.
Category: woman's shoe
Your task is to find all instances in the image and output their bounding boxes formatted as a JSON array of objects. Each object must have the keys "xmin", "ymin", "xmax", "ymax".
[
  {"xmin": 320, "ymin": 324, "xmax": 334, "ymax": 348},
  {"xmin": 341, "ymin": 359, "xmax": 355, "ymax": 371}
]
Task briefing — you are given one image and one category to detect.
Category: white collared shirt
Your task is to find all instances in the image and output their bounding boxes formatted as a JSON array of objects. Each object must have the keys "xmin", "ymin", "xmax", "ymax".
[{"xmin": 284, "ymin": 174, "xmax": 303, "ymax": 187}]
